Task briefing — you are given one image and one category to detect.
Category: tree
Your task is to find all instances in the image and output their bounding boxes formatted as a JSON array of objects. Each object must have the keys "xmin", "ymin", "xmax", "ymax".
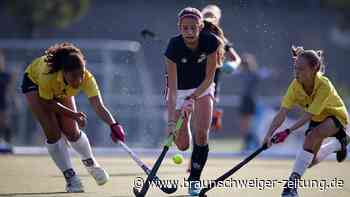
[{"xmin": 5, "ymin": 0, "xmax": 90, "ymax": 38}]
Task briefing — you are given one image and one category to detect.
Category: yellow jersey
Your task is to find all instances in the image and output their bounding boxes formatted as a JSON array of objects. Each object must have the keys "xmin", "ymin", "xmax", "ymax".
[
  {"xmin": 281, "ymin": 72, "xmax": 349, "ymax": 127},
  {"xmin": 25, "ymin": 56, "xmax": 100, "ymax": 100}
]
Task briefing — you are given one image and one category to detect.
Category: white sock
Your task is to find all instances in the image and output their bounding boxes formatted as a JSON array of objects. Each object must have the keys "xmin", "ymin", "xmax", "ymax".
[
  {"xmin": 46, "ymin": 138, "xmax": 73, "ymax": 172},
  {"xmin": 312, "ymin": 139, "xmax": 341, "ymax": 167},
  {"xmin": 292, "ymin": 149, "xmax": 314, "ymax": 176},
  {"xmin": 70, "ymin": 131, "xmax": 95, "ymax": 161}
]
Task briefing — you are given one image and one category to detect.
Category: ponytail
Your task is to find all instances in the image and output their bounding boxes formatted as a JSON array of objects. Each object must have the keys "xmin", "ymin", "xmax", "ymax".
[
  {"xmin": 292, "ymin": 45, "xmax": 325, "ymax": 74},
  {"xmin": 203, "ymin": 20, "xmax": 225, "ymax": 66},
  {"xmin": 316, "ymin": 50, "xmax": 325, "ymax": 74}
]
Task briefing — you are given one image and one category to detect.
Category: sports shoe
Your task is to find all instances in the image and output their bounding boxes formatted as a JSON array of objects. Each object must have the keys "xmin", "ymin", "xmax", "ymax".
[
  {"xmin": 281, "ymin": 172, "xmax": 300, "ymax": 197},
  {"xmin": 0, "ymin": 138, "xmax": 13, "ymax": 154},
  {"xmin": 63, "ymin": 169, "xmax": 84, "ymax": 193},
  {"xmin": 336, "ymin": 135, "xmax": 350, "ymax": 162},
  {"xmin": 83, "ymin": 158, "xmax": 109, "ymax": 185},
  {"xmin": 188, "ymin": 180, "xmax": 201, "ymax": 196}
]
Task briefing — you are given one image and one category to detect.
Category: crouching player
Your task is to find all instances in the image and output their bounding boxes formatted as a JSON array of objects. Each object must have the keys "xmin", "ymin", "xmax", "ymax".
[
  {"xmin": 21, "ymin": 42, "xmax": 125, "ymax": 192},
  {"xmin": 263, "ymin": 46, "xmax": 350, "ymax": 197}
]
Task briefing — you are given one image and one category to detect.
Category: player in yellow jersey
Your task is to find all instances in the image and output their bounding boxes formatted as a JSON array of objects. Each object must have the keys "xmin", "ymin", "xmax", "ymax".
[
  {"xmin": 21, "ymin": 42, "xmax": 126, "ymax": 193},
  {"xmin": 263, "ymin": 46, "xmax": 350, "ymax": 197}
]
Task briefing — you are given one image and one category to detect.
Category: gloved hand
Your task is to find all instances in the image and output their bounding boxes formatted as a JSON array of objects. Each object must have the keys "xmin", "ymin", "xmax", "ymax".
[
  {"xmin": 271, "ymin": 129, "xmax": 291, "ymax": 144},
  {"xmin": 110, "ymin": 123, "xmax": 126, "ymax": 143}
]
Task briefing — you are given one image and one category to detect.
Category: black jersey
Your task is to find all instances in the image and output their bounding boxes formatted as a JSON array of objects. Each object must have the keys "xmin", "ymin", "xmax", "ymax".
[
  {"xmin": 165, "ymin": 31, "xmax": 220, "ymax": 90},
  {"xmin": 0, "ymin": 72, "xmax": 11, "ymax": 110}
]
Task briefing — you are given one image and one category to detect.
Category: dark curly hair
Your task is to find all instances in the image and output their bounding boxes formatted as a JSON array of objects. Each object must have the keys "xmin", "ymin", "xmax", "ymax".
[{"xmin": 44, "ymin": 42, "xmax": 85, "ymax": 73}]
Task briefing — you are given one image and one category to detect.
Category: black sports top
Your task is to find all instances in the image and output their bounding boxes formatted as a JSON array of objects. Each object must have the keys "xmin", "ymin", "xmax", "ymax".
[{"xmin": 165, "ymin": 31, "xmax": 220, "ymax": 90}]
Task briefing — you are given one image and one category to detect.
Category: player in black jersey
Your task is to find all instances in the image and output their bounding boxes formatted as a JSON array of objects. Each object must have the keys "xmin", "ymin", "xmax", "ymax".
[
  {"xmin": 164, "ymin": 7, "xmax": 224, "ymax": 196},
  {"xmin": 0, "ymin": 51, "xmax": 14, "ymax": 153},
  {"xmin": 183, "ymin": 4, "xmax": 243, "ymax": 174}
]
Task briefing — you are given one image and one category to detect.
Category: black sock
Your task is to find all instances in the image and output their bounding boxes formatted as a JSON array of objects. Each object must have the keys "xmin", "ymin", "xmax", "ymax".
[{"xmin": 188, "ymin": 143, "xmax": 209, "ymax": 181}]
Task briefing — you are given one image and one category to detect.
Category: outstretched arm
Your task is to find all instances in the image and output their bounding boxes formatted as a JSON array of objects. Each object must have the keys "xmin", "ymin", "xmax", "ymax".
[
  {"xmin": 263, "ymin": 107, "xmax": 289, "ymax": 145},
  {"xmin": 225, "ymin": 46, "xmax": 241, "ymax": 65},
  {"xmin": 89, "ymin": 94, "xmax": 125, "ymax": 142},
  {"xmin": 88, "ymin": 95, "xmax": 116, "ymax": 125},
  {"xmin": 165, "ymin": 57, "xmax": 177, "ymax": 124},
  {"xmin": 288, "ymin": 112, "xmax": 312, "ymax": 132}
]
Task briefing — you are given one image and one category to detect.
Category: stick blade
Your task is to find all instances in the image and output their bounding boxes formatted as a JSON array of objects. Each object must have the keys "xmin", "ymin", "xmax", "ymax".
[
  {"xmin": 133, "ymin": 187, "xmax": 142, "ymax": 197},
  {"xmin": 199, "ymin": 189, "xmax": 208, "ymax": 197},
  {"xmin": 159, "ymin": 184, "xmax": 177, "ymax": 194}
]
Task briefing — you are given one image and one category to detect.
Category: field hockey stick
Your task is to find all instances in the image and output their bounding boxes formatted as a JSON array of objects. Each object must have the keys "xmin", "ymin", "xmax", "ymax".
[
  {"xmin": 133, "ymin": 113, "xmax": 185, "ymax": 197},
  {"xmin": 199, "ymin": 140, "xmax": 276, "ymax": 197},
  {"xmin": 118, "ymin": 141, "xmax": 177, "ymax": 194}
]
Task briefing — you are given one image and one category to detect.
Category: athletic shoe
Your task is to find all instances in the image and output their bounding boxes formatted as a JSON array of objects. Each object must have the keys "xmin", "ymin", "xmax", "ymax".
[
  {"xmin": 336, "ymin": 135, "xmax": 350, "ymax": 162},
  {"xmin": 83, "ymin": 158, "xmax": 109, "ymax": 185},
  {"xmin": 188, "ymin": 180, "xmax": 201, "ymax": 196},
  {"xmin": 63, "ymin": 169, "xmax": 84, "ymax": 193},
  {"xmin": 281, "ymin": 172, "xmax": 300, "ymax": 197},
  {"xmin": 0, "ymin": 139, "xmax": 13, "ymax": 154}
]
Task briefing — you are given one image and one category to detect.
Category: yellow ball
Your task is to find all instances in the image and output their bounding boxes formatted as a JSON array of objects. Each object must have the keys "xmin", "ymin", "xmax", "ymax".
[{"xmin": 172, "ymin": 153, "xmax": 183, "ymax": 165}]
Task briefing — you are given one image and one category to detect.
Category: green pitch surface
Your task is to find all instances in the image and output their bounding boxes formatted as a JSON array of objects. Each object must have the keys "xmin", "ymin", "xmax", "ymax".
[{"xmin": 0, "ymin": 155, "xmax": 349, "ymax": 197}]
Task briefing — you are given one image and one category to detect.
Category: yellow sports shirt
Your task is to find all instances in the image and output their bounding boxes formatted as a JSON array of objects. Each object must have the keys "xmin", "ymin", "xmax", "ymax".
[
  {"xmin": 282, "ymin": 72, "xmax": 349, "ymax": 127},
  {"xmin": 25, "ymin": 56, "xmax": 100, "ymax": 100}
]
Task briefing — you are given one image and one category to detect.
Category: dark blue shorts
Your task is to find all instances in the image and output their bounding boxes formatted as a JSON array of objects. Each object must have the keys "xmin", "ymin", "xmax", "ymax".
[
  {"xmin": 306, "ymin": 116, "xmax": 346, "ymax": 140},
  {"xmin": 21, "ymin": 73, "xmax": 38, "ymax": 94}
]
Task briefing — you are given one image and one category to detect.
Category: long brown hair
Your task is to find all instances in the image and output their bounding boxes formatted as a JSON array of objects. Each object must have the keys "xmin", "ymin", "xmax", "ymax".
[
  {"xmin": 44, "ymin": 42, "xmax": 85, "ymax": 73},
  {"xmin": 203, "ymin": 20, "xmax": 225, "ymax": 66}
]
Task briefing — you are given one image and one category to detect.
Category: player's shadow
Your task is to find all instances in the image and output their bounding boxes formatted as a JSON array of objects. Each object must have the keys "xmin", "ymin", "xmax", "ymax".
[
  {"xmin": 0, "ymin": 192, "xmax": 67, "ymax": 196},
  {"xmin": 51, "ymin": 171, "xmax": 178, "ymax": 178},
  {"xmin": 169, "ymin": 195, "xmax": 192, "ymax": 197}
]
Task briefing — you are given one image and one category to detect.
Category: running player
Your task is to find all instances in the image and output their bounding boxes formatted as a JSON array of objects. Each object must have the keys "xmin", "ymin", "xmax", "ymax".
[
  {"xmin": 201, "ymin": 4, "xmax": 241, "ymax": 130},
  {"xmin": 185, "ymin": 4, "xmax": 242, "ymax": 174},
  {"xmin": 165, "ymin": 7, "xmax": 223, "ymax": 196},
  {"xmin": 238, "ymin": 53, "xmax": 260, "ymax": 151},
  {"xmin": 263, "ymin": 46, "xmax": 350, "ymax": 197},
  {"xmin": 0, "ymin": 51, "xmax": 14, "ymax": 153},
  {"xmin": 21, "ymin": 42, "xmax": 126, "ymax": 193}
]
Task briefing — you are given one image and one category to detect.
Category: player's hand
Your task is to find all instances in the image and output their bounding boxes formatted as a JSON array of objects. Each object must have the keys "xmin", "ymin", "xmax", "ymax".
[
  {"xmin": 73, "ymin": 112, "xmax": 87, "ymax": 128},
  {"xmin": 181, "ymin": 97, "xmax": 195, "ymax": 119},
  {"xmin": 271, "ymin": 129, "xmax": 291, "ymax": 144},
  {"xmin": 262, "ymin": 135, "xmax": 273, "ymax": 148},
  {"xmin": 110, "ymin": 123, "xmax": 126, "ymax": 143},
  {"xmin": 167, "ymin": 122, "xmax": 176, "ymax": 136}
]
